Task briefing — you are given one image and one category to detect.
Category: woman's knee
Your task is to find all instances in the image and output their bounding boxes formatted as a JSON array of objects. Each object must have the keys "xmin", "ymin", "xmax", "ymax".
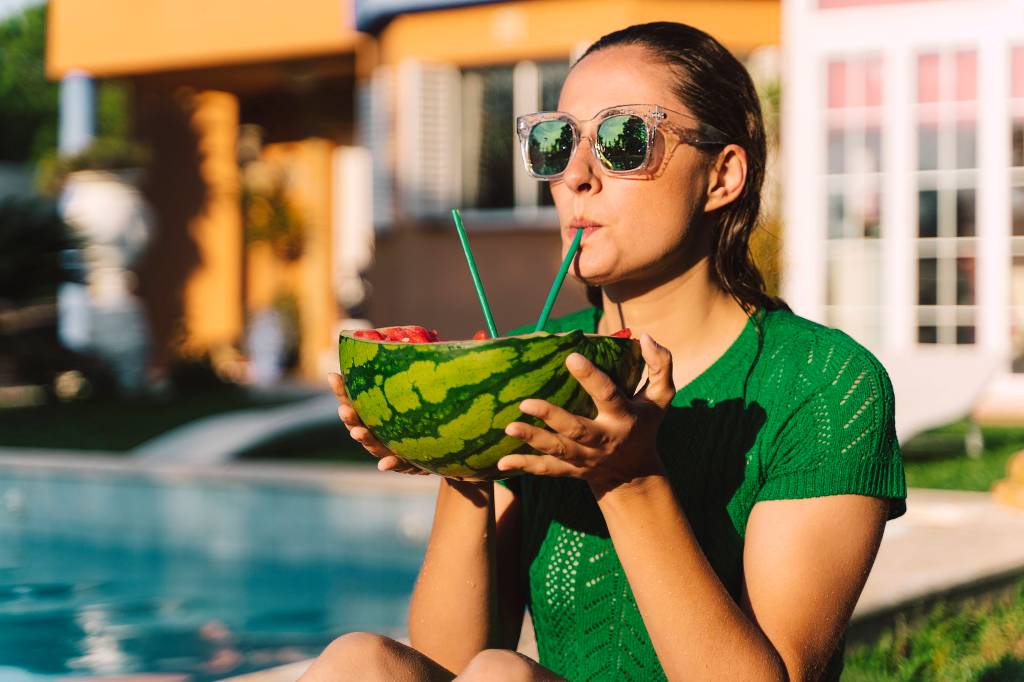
[
  {"xmin": 457, "ymin": 649, "xmax": 542, "ymax": 681},
  {"xmin": 301, "ymin": 631, "xmax": 404, "ymax": 681}
]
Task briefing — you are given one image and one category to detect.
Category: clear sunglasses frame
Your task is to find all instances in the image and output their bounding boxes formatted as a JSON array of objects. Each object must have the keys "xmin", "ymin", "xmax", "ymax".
[{"xmin": 515, "ymin": 104, "xmax": 730, "ymax": 181}]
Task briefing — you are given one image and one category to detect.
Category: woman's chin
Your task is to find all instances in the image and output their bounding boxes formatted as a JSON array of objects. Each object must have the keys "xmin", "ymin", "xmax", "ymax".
[{"xmin": 571, "ymin": 263, "xmax": 618, "ymax": 288}]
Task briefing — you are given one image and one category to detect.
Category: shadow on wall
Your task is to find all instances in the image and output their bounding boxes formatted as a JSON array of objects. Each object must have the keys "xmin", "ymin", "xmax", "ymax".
[{"xmin": 132, "ymin": 82, "xmax": 209, "ymax": 370}]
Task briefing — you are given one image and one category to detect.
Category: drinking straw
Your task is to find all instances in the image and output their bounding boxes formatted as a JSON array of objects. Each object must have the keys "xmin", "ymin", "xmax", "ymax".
[
  {"xmin": 451, "ymin": 208, "xmax": 499, "ymax": 338},
  {"xmin": 534, "ymin": 227, "xmax": 584, "ymax": 333}
]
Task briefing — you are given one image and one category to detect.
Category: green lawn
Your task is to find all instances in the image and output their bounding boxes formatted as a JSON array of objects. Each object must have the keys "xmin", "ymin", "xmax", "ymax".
[
  {"xmin": 902, "ymin": 421, "xmax": 1024, "ymax": 492},
  {"xmin": 843, "ymin": 577, "xmax": 1024, "ymax": 681},
  {"xmin": 0, "ymin": 387, "xmax": 302, "ymax": 451}
]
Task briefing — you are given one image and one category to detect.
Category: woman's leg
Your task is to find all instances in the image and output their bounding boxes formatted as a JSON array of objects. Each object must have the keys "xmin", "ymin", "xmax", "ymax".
[
  {"xmin": 299, "ymin": 632, "xmax": 456, "ymax": 682},
  {"xmin": 455, "ymin": 649, "xmax": 568, "ymax": 682}
]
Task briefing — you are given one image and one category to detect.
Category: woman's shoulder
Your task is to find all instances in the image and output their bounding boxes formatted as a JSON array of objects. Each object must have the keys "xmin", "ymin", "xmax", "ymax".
[
  {"xmin": 754, "ymin": 308, "xmax": 906, "ymax": 519},
  {"xmin": 757, "ymin": 307, "xmax": 894, "ymax": 403}
]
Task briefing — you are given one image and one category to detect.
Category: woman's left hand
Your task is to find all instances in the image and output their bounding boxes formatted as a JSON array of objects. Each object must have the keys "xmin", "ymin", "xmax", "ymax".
[{"xmin": 497, "ymin": 334, "xmax": 676, "ymax": 492}]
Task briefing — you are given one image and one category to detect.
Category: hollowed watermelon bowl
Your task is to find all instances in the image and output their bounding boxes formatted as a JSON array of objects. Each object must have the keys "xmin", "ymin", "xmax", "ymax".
[{"xmin": 338, "ymin": 330, "xmax": 644, "ymax": 480}]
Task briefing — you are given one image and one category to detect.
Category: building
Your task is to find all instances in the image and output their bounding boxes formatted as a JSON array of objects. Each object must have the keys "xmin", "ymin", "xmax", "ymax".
[
  {"xmin": 47, "ymin": 0, "xmax": 781, "ymax": 380},
  {"xmin": 783, "ymin": 0, "xmax": 1024, "ymax": 437}
]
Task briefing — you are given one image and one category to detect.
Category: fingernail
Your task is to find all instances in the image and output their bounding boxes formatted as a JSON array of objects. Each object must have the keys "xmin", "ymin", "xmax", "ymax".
[{"xmin": 505, "ymin": 425, "xmax": 520, "ymax": 438}]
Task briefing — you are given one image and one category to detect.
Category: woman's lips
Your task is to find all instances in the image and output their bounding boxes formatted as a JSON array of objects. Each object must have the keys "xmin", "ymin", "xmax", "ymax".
[{"xmin": 569, "ymin": 221, "xmax": 602, "ymax": 240}]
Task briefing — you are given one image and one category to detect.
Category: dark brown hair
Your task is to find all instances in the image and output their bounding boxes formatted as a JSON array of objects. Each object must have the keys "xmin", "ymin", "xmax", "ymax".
[{"xmin": 578, "ymin": 22, "xmax": 786, "ymax": 313}]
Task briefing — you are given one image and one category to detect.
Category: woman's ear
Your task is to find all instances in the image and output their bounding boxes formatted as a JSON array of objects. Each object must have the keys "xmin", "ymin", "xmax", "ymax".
[{"xmin": 703, "ymin": 144, "xmax": 747, "ymax": 213}]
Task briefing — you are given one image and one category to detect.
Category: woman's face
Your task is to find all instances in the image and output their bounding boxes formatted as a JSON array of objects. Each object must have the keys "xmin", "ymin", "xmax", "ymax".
[{"xmin": 550, "ymin": 45, "xmax": 716, "ymax": 288}]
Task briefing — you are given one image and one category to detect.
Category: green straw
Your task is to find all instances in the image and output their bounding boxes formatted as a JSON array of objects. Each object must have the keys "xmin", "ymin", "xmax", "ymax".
[
  {"xmin": 451, "ymin": 208, "xmax": 499, "ymax": 338},
  {"xmin": 534, "ymin": 227, "xmax": 584, "ymax": 333}
]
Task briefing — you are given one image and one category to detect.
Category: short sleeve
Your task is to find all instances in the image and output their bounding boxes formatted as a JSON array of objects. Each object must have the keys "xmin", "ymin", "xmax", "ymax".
[{"xmin": 756, "ymin": 344, "xmax": 907, "ymax": 520}]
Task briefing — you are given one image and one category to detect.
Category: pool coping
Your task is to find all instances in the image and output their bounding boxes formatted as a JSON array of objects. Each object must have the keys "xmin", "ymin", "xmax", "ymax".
[{"xmin": 0, "ymin": 447, "xmax": 438, "ymax": 494}]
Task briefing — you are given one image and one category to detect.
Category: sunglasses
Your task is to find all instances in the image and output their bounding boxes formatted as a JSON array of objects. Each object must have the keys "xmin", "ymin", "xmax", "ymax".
[{"xmin": 515, "ymin": 104, "xmax": 730, "ymax": 180}]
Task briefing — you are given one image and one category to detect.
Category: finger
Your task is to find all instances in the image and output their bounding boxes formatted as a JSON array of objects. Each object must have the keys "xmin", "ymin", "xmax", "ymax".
[
  {"xmin": 337, "ymin": 404, "xmax": 364, "ymax": 430},
  {"xmin": 496, "ymin": 453, "xmax": 583, "ymax": 477},
  {"xmin": 519, "ymin": 398, "xmax": 603, "ymax": 447},
  {"xmin": 505, "ymin": 421, "xmax": 590, "ymax": 465},
  {"xmin": 565, "ymin": 353, "xmax": 630, "ymax": 418},
  {"xmin": 377, "ymin": 455, "xmax": 426, "ymax": 475},
  {"xmin": 637, "ymin": 334, "xmax": 675, "ymax": 409},
  {"xmin": 350, "ymin": 425, "xmax": 400, "ymax": 460}
]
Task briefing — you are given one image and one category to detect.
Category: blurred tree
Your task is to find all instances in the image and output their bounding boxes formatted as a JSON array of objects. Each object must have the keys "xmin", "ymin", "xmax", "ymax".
[
  {"xmin": 0, "ymin": 3, "xmax": 134, "ymax": 164},
  {"xmin": 0, "ymin": 3, "xmax": 57, "ymax": 162}
]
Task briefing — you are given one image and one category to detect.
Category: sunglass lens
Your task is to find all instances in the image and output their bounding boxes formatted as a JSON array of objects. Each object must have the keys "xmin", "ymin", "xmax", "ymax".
[
  {"xmin": 528, "ymin": 120, "xmax": 574, "ymax": 176},
  {"xmin": 596, "ymin": 114, "xmax": 647, "ymax": 171}
]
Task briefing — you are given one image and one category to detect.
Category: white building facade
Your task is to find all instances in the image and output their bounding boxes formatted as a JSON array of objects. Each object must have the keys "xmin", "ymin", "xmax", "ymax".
[{"xmin": 783, "ymin": 0, "xmax": 1024, "ymax": 438}]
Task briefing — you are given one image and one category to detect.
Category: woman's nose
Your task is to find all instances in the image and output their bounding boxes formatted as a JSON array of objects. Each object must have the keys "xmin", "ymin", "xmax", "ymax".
[{"xmin": 561, "ymin": 138, "xmax": 602, "ymax": 195}]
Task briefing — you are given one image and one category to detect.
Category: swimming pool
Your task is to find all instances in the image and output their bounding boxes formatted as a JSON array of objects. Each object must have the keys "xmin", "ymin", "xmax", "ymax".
[{"xmin": 0, "ymin": 456, "xmax": 436, "ymax": 680}]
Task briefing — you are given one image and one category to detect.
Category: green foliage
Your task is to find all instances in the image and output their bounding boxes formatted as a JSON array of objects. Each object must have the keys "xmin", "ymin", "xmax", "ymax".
[
  {"xmin": 0, "ymin": 2, "xmax": 137, "ymax": 165},
  {"xmin": 902, "ymin": 421, "xmax": 1024, "ymax": 492},
  {"xmin": 0, "ymin": 4, "xmax": 57, "ymax": 162},
  {"xmin": 241, "ymin": 179, "xmax": 306, "ymax": 260},
  {"xmin": 0, "ymin": 195, "xmax": 78, "ymax": 303},
  {"xmin": 96, "ymin": 80, "xmax": 133, "ymax": 141},
  {"xmin": 36, "ymin": 135, "xmax": 151, "ymax": 195},
  {"xmin": 844, "ymin": 579, "xmax": 1024, "ymax": 681}
]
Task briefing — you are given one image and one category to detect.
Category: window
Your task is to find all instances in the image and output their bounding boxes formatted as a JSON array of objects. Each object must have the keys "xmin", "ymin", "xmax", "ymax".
[
  {"xmin": 460, "ymin": 65, "xmax": 514, "ymax": 210},
  {"xmin": 460, "ymin": 60, "xmax": 569, "ymax": 211},
  {"xmin": 824, "ymin": 56, "xmax": 884, "ymax": 346},
  {"xmin": 914, "ymin": 49, "xmax": 978, "ymax": 345},
  {"xmin": 1010, "ymin": 48, "xmax": 1024, "ymax": 369}
]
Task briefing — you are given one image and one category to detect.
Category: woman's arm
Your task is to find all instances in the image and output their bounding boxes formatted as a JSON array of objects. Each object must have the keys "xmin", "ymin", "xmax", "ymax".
[
  {"xmin": 329, "ymin": 372, "xmax": 527, "ymax": 672},
  {"xmin": 593, "ymin": 472, "xmax": 887, "ymax": 682},
  {"xmin": 407, "ymin": 479, "xmax": 526, "ymax": 673}
]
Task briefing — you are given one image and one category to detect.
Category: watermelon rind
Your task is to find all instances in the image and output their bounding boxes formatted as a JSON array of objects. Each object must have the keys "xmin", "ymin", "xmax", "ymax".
[{"xmin": 337, "ymin": 330, "xmax": 644, "ymax": 480}]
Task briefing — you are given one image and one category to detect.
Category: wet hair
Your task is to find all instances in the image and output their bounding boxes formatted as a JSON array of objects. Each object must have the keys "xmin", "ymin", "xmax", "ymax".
[{"xmin": 577, "ymin": 22, "xmax": 787, "ymax": 313}]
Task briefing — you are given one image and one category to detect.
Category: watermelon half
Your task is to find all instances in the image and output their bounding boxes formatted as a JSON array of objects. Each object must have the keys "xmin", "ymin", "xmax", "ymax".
[{"xmin": 338, "ymin": 330, "xmax": 644, "ymax": 480}]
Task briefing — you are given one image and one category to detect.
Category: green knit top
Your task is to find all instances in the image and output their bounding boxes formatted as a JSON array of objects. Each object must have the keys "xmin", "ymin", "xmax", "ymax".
[{"xmin": 499, "ymin": 306, "xmax": 907, "ymax": 682}]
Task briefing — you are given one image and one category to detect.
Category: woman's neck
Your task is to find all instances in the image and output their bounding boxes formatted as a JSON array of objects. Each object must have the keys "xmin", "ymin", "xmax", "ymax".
[{"xmin": 597, "ymin": 258, "xmax": 751, "ymax": 390}]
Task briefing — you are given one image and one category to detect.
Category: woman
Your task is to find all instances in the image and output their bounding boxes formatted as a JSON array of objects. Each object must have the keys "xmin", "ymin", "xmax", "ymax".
[{"xmin": 304, "ymin": 21, "xmax": 907, "ymax": 682}]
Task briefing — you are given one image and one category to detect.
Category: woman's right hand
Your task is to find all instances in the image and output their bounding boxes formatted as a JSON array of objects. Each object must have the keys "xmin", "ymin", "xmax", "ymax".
[{"xmin": 328, "ymin": 372, "xmax": 430, "ymax": 475}]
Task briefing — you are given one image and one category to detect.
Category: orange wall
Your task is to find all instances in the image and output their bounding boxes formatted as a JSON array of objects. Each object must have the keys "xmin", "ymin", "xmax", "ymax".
[
  {"xmin": 47, "ymin": 0, "xmax": 361, "ymax": 78},
  {"xmin": 181, "ymin": 90, "xmax": 244, "ymax": 355},
  {"xmin": 379, "ymin": 0, "xmax": 779, "ymax": 66}
]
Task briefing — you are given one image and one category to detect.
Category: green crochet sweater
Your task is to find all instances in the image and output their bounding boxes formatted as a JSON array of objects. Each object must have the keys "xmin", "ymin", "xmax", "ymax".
[{"xmin": 500, "ymin": 306, "xmax": 907, "ymax": 681}]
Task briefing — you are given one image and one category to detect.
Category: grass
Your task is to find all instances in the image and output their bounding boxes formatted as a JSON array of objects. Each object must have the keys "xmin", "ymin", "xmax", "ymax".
[
  {"xmin": 842, "ymin": 577, "xmax": 1024, "ymax": 681},
  {"xmin": 0, "ymin": 386, "xmax": 302, "ymax": 451},
  {"xmin": 902, "ymin": 421, "xmax": 1024, "ymax": 492}
]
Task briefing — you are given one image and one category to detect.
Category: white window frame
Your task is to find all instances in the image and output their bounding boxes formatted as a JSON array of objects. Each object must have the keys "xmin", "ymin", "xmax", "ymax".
[{"xmin": 912, "ymin": 48, "xmax": 979, "ymax": 346}]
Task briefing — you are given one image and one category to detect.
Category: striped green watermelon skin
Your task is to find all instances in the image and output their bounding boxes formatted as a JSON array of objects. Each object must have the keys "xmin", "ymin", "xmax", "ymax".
[{"xmin": 338, "ymin": 331, "xmax": 644, "ymax": 480}]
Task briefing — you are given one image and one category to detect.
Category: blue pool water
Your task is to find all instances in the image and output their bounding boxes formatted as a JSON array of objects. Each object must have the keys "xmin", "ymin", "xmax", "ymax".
[{"xmin": 0, "ymin": 462, "xmax": 435, "ymax": 680}]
